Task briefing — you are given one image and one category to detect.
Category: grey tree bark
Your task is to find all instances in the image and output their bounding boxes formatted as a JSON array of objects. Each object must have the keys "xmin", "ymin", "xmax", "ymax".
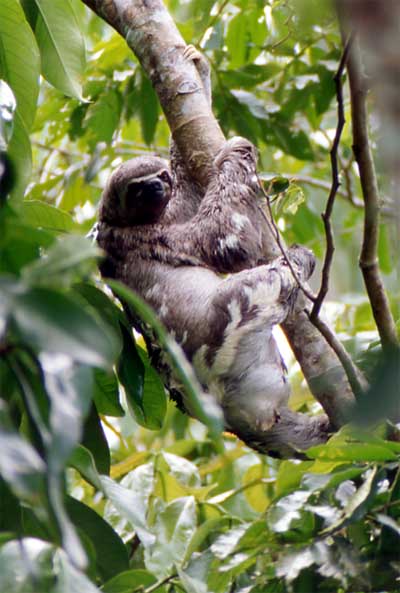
[{"xmin": 81, "ymin": 0, "xmax": 357, "ymax": 428}]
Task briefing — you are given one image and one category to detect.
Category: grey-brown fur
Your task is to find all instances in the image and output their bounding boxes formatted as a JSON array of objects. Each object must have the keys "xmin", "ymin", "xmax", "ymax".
[
  {"xmin": 97, "ymin": 49, "xmax": 329, "ymax": 457},
  {"xmin": 97, "ymin": 137, "xmax": 329, "ymax": 456}
]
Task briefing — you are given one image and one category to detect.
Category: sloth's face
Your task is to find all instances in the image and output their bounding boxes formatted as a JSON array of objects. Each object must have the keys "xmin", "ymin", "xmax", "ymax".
[{"xmin": 123, "ymin": 169, "xmax": 172, "ymax": 225}]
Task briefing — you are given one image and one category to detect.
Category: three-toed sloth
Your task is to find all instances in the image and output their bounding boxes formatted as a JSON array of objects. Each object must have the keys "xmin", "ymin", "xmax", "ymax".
[{"xmin": 97, "ymin": 134, "xmax": 329, "ymax": 457}]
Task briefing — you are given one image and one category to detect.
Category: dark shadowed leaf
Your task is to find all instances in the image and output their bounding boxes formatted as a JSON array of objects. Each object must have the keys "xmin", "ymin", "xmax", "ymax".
[
  {"xmin": 82, "ymin": 405, "xmax": 110, "ymax": 475},
  {"xmin": 116, "ymin": 323, "xmax": 146, "ymax": 425},
  {"xmin": 139, "ymin": 70, "xmax": 159, "ymax": 145},
  {"xmin": 66, "ymin": 496, "xmax": 129, "ymax": 581},
  {"xmin": 93, "ymin": 368, "xmax": 124, "ymax": 417}
]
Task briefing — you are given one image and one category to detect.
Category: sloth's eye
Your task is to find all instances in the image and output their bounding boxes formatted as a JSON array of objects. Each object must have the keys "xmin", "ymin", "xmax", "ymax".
[{"xmin": 160, "ymin": 171, "xmax": 170, "ymax": 183}]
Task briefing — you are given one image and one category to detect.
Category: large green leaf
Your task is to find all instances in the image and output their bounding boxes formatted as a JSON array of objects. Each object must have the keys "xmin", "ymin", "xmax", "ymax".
[
  {"xmin": 20, "ymin": 200, "xmax": 75, "ymax": 233},
  {"xmin": 6, "ymin": 112, "xmax": 32, "ymax": 200},
  {"xmin": 144, "ymin": 497, "xmax": 197, "ymax": 578},
  {"xmin": 116, "ymin": 323, "xmax": 146, "ymax": 425},
  {"xmin": 66, "ymin": 496, "xmax": 129, "ymax": 581},
  {"xmin": 32, "ymin": 0, "xmax": 86, "ymax": 98},
  {"xmin": 1, "ymin": 280, "xmax": 119, "ymax": 368},
  {"xmin": 0, "ymin": 0, "xmax": 40, "ymax": 130},
  {"xmin": 93, "ymin": 368, "xmax": 124, "ymax": 417},
  {"xmin": 22, "ymin": 234, "xmax": 100, "ymax": 285},
  {"xmin": 0, "ymin": 401, "xmax": 47, "ymax": 506},
  {"xmin": 101, "ymin": 472, "xmax": 155, "ymax": 546},
  {"xmin": 0, "ymin": 539, "xmax": 101, "ymax": 593}
]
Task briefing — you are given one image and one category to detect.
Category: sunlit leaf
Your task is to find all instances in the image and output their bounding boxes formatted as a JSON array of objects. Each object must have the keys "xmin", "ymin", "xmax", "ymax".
[
  {"xmin": 144, "ymin": 496, "xmax": 197, "ymax": 578},
  {"xmin": 2, "ymin": 281, "xmax": 119, "ymax": 368},
  {"xmin": 33, "ymin": 0, "xmax": 86, "ymax": 98},
  {"xmin": 0, "ymin": 539, "xmax": 100, "ymax": 593},
  {"xmin": 68, "ymin": 445, "xmax": 102, "ymax": 490},
  {"xmin": 0, "ymin": 0, "xmax": 40, "ymax": 130}
]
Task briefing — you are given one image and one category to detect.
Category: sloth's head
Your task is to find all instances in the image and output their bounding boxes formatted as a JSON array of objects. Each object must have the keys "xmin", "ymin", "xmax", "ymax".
[{"xmin": 99, "ymin": 156, "xmax": 172, "ymax": 226}]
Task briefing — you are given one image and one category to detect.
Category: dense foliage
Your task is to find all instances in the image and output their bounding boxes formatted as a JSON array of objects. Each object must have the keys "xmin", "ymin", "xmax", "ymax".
[{"xmin": 0, "ymin": 1, "xmax": 399, "ymax": 592}]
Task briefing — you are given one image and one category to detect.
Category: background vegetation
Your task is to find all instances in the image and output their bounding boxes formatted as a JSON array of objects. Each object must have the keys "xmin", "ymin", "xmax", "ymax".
[{"xmin": 0, "ymin": 0, "xmax": 399, "ymax": 591}]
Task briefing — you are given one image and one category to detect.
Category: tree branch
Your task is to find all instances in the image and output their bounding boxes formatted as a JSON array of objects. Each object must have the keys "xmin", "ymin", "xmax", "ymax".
[
  {"xmin": 336, "ymin": 3, "xmax": 399, "ymax": 355},
  {"xmin": 81, "ymin": 0, "xmax": 358, "ymax": 428},
  {"xmin": 81, "ymin": 0, "xmax": 224, "ymax": 187}
]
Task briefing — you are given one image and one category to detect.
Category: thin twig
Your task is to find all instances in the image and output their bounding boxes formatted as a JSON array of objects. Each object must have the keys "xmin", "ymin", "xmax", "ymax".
[
  {"xmin": 310, "ymin": 35, "xmax": 353, "ymax": 320},
  {"xmin": 261, "ymin": 191, "xmax": 316, "ymax": 302},
  {"xmin": 142, "ymin": 574, "xmax": 177, "ymax": 593}
]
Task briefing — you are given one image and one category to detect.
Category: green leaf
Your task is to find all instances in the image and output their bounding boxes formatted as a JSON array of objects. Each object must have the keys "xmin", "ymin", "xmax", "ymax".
[
  {"xmin": 85, "ymin": 87, "xmax": 122, "ymax": 146},
  {"xmin": 20, "ymin": 200, "xmax": 75, "ymax": 232},
  {"xmin": 22, "ymin": 234, "xmax": 100, "ymax": 285},
  {"xmin": 378, "ymin": 223, "xmax": 392, "ymax": 275},
  {"xmin": 33, "ymin": 0, "xmax": 86, "ymax": 98},
  {"xmin": 0, "ymin": 206, "xmax": 54, "ymax": 273},
  {"xmin": 268, "ymin": 490, "xmax": 313, "ymax": 534},
  {"xmin": 0, "ymin": 401, "xmax": 47, "ymax": 506},
  {"xmin": 102, "ymin": 471, "xmax": 155, "ymax": 546},
  {"xmin": 322, "ymin": 467, "xmax": 379, "ymax": 535},
  {"xmin": 144, "ymin": 497, "xmax": 197, "ymax": 578},
  {"xmin": 0, "ymin": 0, "xmax": 40, "ymax": 130},
  {"xmin": 307, "ymin": 443, "xmax": 397, "ymax": 462},
  {"xmin": 211, "ymin": 524, "xmax": 250, "ymax": 559},
  {"xmin": 226, "ymin": 10, "xmax": 265, "ymax": 69},
  {"xmin": 268, "ymin": 176, "xmax": 290, "ymax": 196},
  {"xmin": 69, "ymin": 445, "xmax": 102, "ymax": 490},
  {"xmin": 139, "ymin": 71, "xmax": 160, "ymax": 145},
  {"xmin": 74, "ymin": 282, "xmax": 125, "ymax": 336},
  {"xmin": 7, "ymin": 112, "xmax": 32, "ymax": 201},
  {"xmin": 0, "ymin": 539, "xmax": 100, "ymax": 593},
  {"xmin": 0, "ymin": 479, "xmax": 22, "ymax": 534},
  {"xmin": 116, "ymin": 323, "xmax": 146, "ymax": 425},
  {"xmin": 93, "ymin": 368, "xmax": 124, "ymax": 417},
  {"xmin": 4, "ymin": 281, "xmax": 119, "ymax": 368},
  {"xmin": 102, "ymin": 569, "xmax": 161, "ymax": 593},
  {"xmin": 82, "ymin": 405, "xmax": 110, "ymax": 475},
  {"xmin": 44, "ymin": 361, "xmax": 93, "ymax": 470},
  {"xmin": 66, "ymin": 496, "xmax": 129, "ymax": 581},
  {"xmin": 137, "ymin": 346, "xmax": 167, "ymax": 430}
]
